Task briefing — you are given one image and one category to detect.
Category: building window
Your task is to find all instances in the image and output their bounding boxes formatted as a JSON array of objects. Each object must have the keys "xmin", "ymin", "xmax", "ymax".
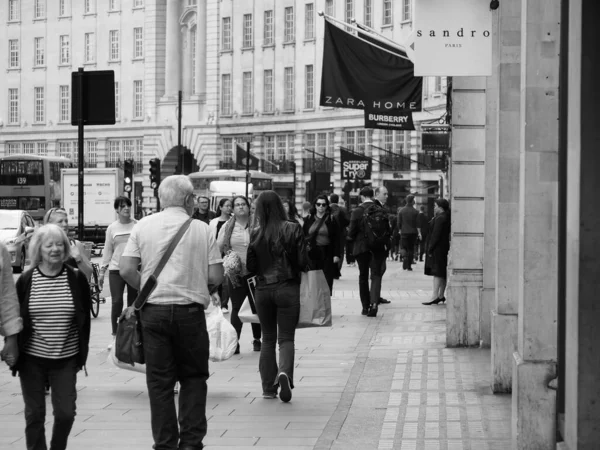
[
  {"xmin": 364, "ymin": 0, "xmax": 372, "ymax": 28},
  {"xmin": 34, "ymin": 87, "xmax": 45, "ymax": 123},
  {"xmin": 23, "ymin": 142, "xmax": 35, "ymax": 155},
  {"xmin": 133, "ymin": 80, "xmax": 143, "ymax": 119},
  {"xmin": 306, "ymin": 132, "xmax": 335, "ymax": 159},
  {"xmin": 86, "ymin": 141, "xmax": 98, "ymax": 167},
  {"xmin": 401, "ymin": 0, "xmax": 410, "ymax": 22},
  {"xmin": 345, "ymin": 0, "xmax": 353, "ymax": 23},
  {"xmin": 191, "ymin": 28, "xmax": 196, "ymax": 93},
  {"xmin": 8, "ymin": 0, "xmax": 20, "ymax": 21},
  {"xmin": 59, "ymin": 35, "xmax": 70, "ymax": 64},
  {"xmin": 243, "ymin": 14, "xmax": 253, "ymax": 48},
  {"xmin": 34, "ymin": 0, "xmax": 45, "ymax": 19},
  {"xmin": 221, "ymin": 74, "xmax": 232, "ymax": 116},
  {"xmin": 84, "ymin": 0, "xmax": 94, "ymax": 14},
  {"xmin": 263, "ymin": 69, "xmax": 273, "ymax": 113},
  {"xmin": 85, "ymin": 33, "xmax": 95, "ymax": 63},
  {"xmin": 8, "ymin": 89, "xmax": 19, "ymax": 125},
  {"xmin": 7, "ymin": 143, "xmax": 20, "ymax": 155},
  {"xmin": 133, "ymin": 0, "xmax": 143, "ymax": 7},
  {"xmin": 109, "ymin": 0, "xmax": 118, "ymax": 11},
  {"xmin": 222, "ymin": 17, "xmax": 231, "ymax": 50},
  {"xmin": 59, "ymin": 0, "xmax": 68, "ymax": 16},
  {"xmin": 221, "ymin": 137, "xmax": 234, "ymax": 163},
  {"xmin": 345, "ymin": 129, "xmax": 373, "ymax": 155},
  {"xmin": 34, "ymin": 37, "xmax": 44, "ymax": 66},
  {"xmin": 435, "ymin": 76, "xmax": 444, "ymax": 92},
  {"xmin": 107, "ymin": 140, "xmax": 121, "ymax": 167},
  {"xmin": 263, "ymin": 10, "xmax": 273, "ymax": 45},
  {"xmin": 284, "ymin": 7, "xmax": 295, "ymax": 43},
  {"xmin": 59, "ymin": 85, "xmax": 69, "ymax": 122},
  {"xmin": 37, "ymin": 142, "xmax": 48, "ymax": 156},
  {"xmin": 305, "ymin": 65, "xmax": 314, "ymax": 109},
  {"xmin": 305, "ymin": 3, "xmax": 314, "ymax": 40},
  {"xmin": 284, "ymin": 67, "xmax": 294, "ymax": 111},
  {"xmin": 114, "ymin": 82, "xmax": 120, "ymax": 120},
  {"xmin": 58, "ymin": 141, "xmax": 74, "ymax": 161},
  {"xmin": 384, "ymin": 129, "xmax": 410, "ymax": 153},
  {"xmin": 273, "ymin": 134, "xmax": 295, "ymax": 161},
  {"xmin": 9, "ymin": 40, "xmax": 19, "ymax": 68},
  {"xmin": 109, "ymin": 30, "xmax": 119, "ymax": 61},
  {"xmin": 242, "ymin": 72, "xmax": 253, "ymax": 114},
  {"xmin": 325, "ymin": 0, "xmax": 334, "ymax": 17},
  {"xmin": 133, "ymin": 27, "xmax": 143, "ymax": 58}
]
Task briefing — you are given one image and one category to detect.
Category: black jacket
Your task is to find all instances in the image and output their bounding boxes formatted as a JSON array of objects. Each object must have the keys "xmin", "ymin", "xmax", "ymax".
[
  {"xmin": 417, "ymin": 212, "xmax": 430, "ymax": 236},
  {"xmin": 247, "ymin": 221, "xmax": 308, "ymax": 285},
  {"xmin": 427, "ymin": 212, "xmax": 451, "ymax": 256},
  {"xmin": 348, "ymin": 200, "xmax": 376, "ymax": 256},
  {"xmin": 12, "ymin": 264, "xmax": 91, "ymax": 376},
  {"xmin": 397, "ymin": 204, "xmax": 420, "ymax": 235},
  {"xmin": 302, "ymin": 214, "xmax": 341, "ymax": 259}
]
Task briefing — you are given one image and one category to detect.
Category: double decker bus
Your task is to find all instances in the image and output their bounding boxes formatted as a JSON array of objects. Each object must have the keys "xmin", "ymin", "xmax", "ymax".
[
  {"xmin": 0, "ymin": 154, "xmax": 73, "ymax": 221},
  {"xmin": 188, "ymin": 169, "xmax": 273, "ymax": 201}
]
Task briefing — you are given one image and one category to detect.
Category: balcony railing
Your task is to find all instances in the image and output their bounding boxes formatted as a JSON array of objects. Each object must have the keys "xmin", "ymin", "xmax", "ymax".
[
  {"xmin": 105, "ymin": 160, "xmax": 144, "ymax": 173},
  {"xmin": 417, "ymin": 153, "xmax": 447, "ymax": 171},
  {"xmin": 379, "ymin": 154, "xmax": 412, "ymax": 171},
  {"xmin": 262, "ymin": 160, "xmax": 296, "ymax": 174},
  {"xmin": 302, "ymin": 158, "xmax": 334, "ymax": 173}
]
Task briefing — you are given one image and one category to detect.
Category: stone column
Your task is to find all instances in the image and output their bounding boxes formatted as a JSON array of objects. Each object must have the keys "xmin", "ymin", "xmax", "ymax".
[
  {"xmin": 446, "ymin": 77, "xmax": 487, "ymax": 347},
  {"xmin": 182, "ymin": 26, "xmax": 193, "ymax": 97},
  {"xmin": 491, "ymin": 0, "xmax": 521, "ymax": 393},
  {"xmin": 195, "ymin": 0, "xmax": 207, "ymax": 98},
  {"xmin": 409, "ymin": 129, "xmax": 419, "ymax": 194},
  {"xmin": 563, "ymin": 0, "xmax": 600, "ymax": 448},
  {"xmin": 511, "ymin": 0, "xmax": 560, "ymax": 448},
  {"xmin": 164, "ymin": 0, "xmax": 181, "ymax": 99},
  {"xmin": 294, "ymin": 132, "xmax": 305, "ymax": 204}
]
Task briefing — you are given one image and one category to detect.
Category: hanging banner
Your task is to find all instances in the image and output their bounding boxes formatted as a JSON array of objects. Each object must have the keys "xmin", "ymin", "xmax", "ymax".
[
  {"xmin": 235, "ymin": 144, "xmax": 259, "ymax": 171},
  {"xmin": 340, "ymin": 148, "xmax": 372, "ymax": 181},
  {"xmin": 414, "ymin": 0, "xmax": 492, "ymax": 76},
  {"xmin": 364, "ymin": 109, "xmax": 415, "ymax": 130},
  {"xmin": 320, "ymin": 20, "xmax": 422, "ymax": 112}
]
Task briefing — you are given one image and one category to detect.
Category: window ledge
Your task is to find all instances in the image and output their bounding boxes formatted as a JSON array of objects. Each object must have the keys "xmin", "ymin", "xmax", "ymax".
[
  {"xmin": 108, "ymin": 60, "xmax": 121, "ymax": 64},
  {"xmin": 283, "ymin": 41, "xmax": 296, "ymax": 47},
  {"xmin": 83, "ymin": 62, "xmax": 97, "ymax": 66},
  {"xmin": 400, "ymin": 19, "xmax": 412, "ymax": 25},
  {"xmin": 58, "ymin": 121, "xmax": 71, "ymax": 125},
  {"xmin": 262, "ymin": 111, "xmax": 275, "ymax": 115},
  {"xmin": 33, "ymin": 66, "xmax": 47, "ymax": 71},
  {"xmin": 132, "ymin": 57, "xmax": 144, "ymax": 62},
  {"xmin": 32, "ymin": 123, "xmax": 47, "ymax": 126},
  {"xmin": 7, "ymin": 20, "xmax": 21, "ymax": 25},
  {"xmin": 108, "ymin": 10, "xmax": 121, "ymax": 14},
  {"xmin": 58, "ymin": 63, "xmax": 71, "ymax": 68},
  {"xmin": 131, "ymin": 118, "xmax": 144, "ymax": 122},
  {"xmin": 220, "ymin": 114, "xmax": 233, "ymax": 118},
  {"xmin": 262, "ymin": 43, "xmax": 275, "ymax": 49},
  {"xmin": 33, "ymin": 18, "xmax": 47, "ymax": 22},
  {"xmin": 6, "ymin": 124, "xmax": 21, "ymax": 127},
  {"xmin": 132, "ymin": 7, "xmax": 145, "ymax": 11},
  {"xmin": 7, "ymin": 67, "xmax": 21, "ymax": 72},
  {"xmin": 58, "ymin": 15, "xmax": 72, "ymax": 20},
  {"xmin": 282, "ymin": 109, "xmax": 295, "ymax": 114},
  {"xmin": 303, "ymin": 108, "xmax": 315, "ymax": 112},
  {"xmin": 241, "ymin": 113, "xmax": 254, "ymax": 117},
  {"xmin": 241, "ymin": 46, "xmax": 254, "ymax": 53},
  {"xmin": 221, "ymin": 49, "xmax": 233, "ymax": 54},
  {"xmin": 303, "ymin": 38, "xmax": 316, "ymax": 43},
  {"xmin": 83, "ymin": 13, "xmax": 97, "ymax": 17}
]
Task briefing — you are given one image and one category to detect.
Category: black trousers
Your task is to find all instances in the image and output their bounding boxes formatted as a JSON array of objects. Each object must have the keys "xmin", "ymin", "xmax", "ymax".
[
  {"xmin": 401, "ymin": 234, "xmax": 418, "ymax": 270},
  {"xmin": 309, "ymin": 245, "xmax": 336, "ymax": 295},
  {"xmin": 356, "ymin": 250, "xmax": 387, "ymax": 310},
  {"xmin": 228, "ymin": 279, "xmax": 261, "ymax": 341}
]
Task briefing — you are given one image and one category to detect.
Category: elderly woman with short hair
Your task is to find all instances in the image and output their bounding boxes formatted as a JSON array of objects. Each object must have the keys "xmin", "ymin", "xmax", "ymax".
[{"xmin": 13, "ymin": 224, "xmax": 91, "ymax": 450}]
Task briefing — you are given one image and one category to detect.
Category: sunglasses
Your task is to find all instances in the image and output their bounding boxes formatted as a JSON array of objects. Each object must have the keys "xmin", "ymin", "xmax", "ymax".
[{"xmin": 315, "ymin": 203, "xmax": 327, "ymax": 207}]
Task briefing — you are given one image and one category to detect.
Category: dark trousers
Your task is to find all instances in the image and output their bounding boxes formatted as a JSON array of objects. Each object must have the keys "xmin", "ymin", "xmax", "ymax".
[
  {"xmin": 418, "ymin": 235, "xmax": 428, "ymax": 260},
  {"xmin": 309, "ymin": 245, "xmax": 335, "ymax": 294},
  {"xmin": 228, "ymin": 279, "xmax": 261, "ymax": 341},
  {"xmin": 400, "ymin": 234, "xmax": 418, "ymax": 270},
  {"xmin": 254, "ymin": 280, "xmax": 300, "ymax": 394},
  {"xmin": 18, "ymin": 354, "xmax": 78, "ymax": 450},
  {"xmin": 140, "ymin": 303, "xmax": 210, "ymax": 450},
  {"xmin": 345, "ymin": 241, "xmax": 356, "ymax": 264},
  {"xmin": 218, "ymin": 282, "xmax": 230, "ymax": 309},
  {"xmin": 109, "ymin": 270, "xmax": 138, "ymax": 335},
  {"xmin": 356, "ymin": 250, "xmax": 387, "ymax": 309}
]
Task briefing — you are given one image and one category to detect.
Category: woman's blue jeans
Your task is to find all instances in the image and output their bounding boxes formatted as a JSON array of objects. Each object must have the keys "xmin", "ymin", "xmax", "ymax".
[{"xmin": 254, "ymin": 280, "xmax": 300, "ymax": 394}]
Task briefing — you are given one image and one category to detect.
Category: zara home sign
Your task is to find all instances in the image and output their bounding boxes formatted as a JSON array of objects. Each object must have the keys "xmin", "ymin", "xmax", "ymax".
[{"xmin": 414, "ymin": 0, "xmax": 493, "ymax": 76}]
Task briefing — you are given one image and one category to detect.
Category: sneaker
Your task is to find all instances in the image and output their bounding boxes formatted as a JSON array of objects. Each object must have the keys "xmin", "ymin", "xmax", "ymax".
[
  {"xmin": 253, "ymin": 339, "xmax": 261, "ymax": 352},
  {"xmin": 221, "ymin": 307, "xmax": 229, "ymax": 314},
  {"xmin": 107, "ymin": 336, "xmax": 115, "ymax": 351},
  {"xmin": 278, "ymin": 373, "xmax": 292, "ymax": 403},
  {"xmin": 263, "ymin": 392, "xmax": 277, "ymax": 399}
]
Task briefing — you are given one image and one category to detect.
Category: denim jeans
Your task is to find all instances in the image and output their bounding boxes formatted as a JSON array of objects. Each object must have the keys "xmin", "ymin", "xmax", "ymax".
[
  {"xmin": 356, "ymin": 250, "xmax": 387, "ymax": 309},
  {"xmin": 254, "ymin": 280, "xmax": 300, "ymax": 394},
  {"xmin": 228, "ymin": 279, "xmax": 261, "ymax": 342},
  {"xmin": 18, "ymin": 354, "xmax": 78, "ymax": 450},
  {"xmin": 140, "ymin": 303, "xmax": 210, "ymax": 450},
  {"xmin": 109, "ymin": 270, "xmax": 138, "ymax": 335}
]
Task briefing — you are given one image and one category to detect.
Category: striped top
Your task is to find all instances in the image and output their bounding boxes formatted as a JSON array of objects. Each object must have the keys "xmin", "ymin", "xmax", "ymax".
[{"xmin": 24, "ymin": 266, "xmax": 79, "ymax": 359}]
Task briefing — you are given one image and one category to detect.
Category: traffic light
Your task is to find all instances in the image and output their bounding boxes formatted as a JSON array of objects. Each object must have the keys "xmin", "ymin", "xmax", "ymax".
[
  {"xmin": 123, "ymin": 159, "xmax": 134, "ymax": 197},
  {"xmin": 149, "ymin": 158, "xmax": 161, "ymax": 194}
]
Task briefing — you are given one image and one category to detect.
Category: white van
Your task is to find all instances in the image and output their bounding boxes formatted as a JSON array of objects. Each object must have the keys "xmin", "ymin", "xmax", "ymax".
[{"xmin": 208, "ymin": 181, "xmax": 253, "ymax": 211}]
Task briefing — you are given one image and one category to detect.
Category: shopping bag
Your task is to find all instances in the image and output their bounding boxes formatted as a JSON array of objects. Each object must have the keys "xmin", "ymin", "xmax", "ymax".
[
  {"xmin": 205, "ymin": 302, "xmax": 238, "ymax": 362},
  {"xmin": 107, "ymin": 344, "xmax": 146, "ymax": 374},
  {"xmin": 239, "ymin": 297, "xmax": 260, "ymax": 324},
  {"xmin": 297, "ymin": 269, "xmax": 333, "ymax": 328}
]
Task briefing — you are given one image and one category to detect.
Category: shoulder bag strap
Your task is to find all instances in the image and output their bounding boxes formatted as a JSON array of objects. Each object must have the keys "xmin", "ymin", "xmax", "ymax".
[{"xmin": 133, "ymin": 217, "xmax": 193, "ymax": 311}]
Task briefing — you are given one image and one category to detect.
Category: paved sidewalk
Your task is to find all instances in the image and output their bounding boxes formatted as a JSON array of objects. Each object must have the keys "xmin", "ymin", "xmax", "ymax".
[{"xmin": 0, "ymin": 260, "xmax": 511, "ymax": 449}]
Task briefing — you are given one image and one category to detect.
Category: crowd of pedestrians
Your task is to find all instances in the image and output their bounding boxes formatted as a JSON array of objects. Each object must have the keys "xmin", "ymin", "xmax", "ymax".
[{"xmin": 0, "ymin": 174, "xmax": 451, "ymax": 450}]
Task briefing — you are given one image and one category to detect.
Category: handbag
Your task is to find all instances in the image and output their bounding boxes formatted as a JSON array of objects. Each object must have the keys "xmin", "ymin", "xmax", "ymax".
[
  {"xmin": 239, "ymin": 275, "xmax": 260, "ymax": 323},
  {"xmin": 115, "ymin": 218, "xmax": 193, "ymax": 366},
  {"xmin": 297, "ymin": 269, "xmax": 333, "ymax": 328}
]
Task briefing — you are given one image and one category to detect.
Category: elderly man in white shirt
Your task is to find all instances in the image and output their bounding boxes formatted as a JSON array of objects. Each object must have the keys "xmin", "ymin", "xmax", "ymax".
[{"xmin": 120, "ymin": 175, "xmax": 223, "ymax": 450}]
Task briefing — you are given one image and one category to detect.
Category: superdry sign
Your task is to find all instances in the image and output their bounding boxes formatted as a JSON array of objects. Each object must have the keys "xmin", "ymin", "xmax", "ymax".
[
  {"xmin": 340, "ymin": 148, "xmax": 372, "ymax": 181},
  {"xmin": 320, "ymin": 20, "xmax": 422, "ymax": 112}
]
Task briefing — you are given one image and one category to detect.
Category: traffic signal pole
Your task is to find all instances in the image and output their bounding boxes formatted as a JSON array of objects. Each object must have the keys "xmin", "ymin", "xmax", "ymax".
[{"xmin": 77, "ymin": 67, "xmax": 85, "ymax": 241}]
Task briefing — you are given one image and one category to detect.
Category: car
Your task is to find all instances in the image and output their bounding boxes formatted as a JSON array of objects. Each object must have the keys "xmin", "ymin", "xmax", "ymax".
[{"xmin": 0, "ymin": 209, "xmax": 36, "ymax": 273}]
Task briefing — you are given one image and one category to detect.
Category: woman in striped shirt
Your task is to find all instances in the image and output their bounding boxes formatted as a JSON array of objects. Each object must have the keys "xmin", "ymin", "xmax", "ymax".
[{"xmin": 14, "ymin": 224, "xmax": 91, "ymax": 450}]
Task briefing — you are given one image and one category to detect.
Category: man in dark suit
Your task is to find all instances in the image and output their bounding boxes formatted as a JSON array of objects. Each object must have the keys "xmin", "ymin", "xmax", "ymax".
[
  {"xmin": 348, "ymin": 186, "xmax": 387, "ymax": 317},
  {"xmin": 416, "ymin": 206, "xmax": 429, "ymax": 261},
  {"xmin": 374, "ymin": 187, "xmax": 391, "ymax": 305},
  {"xmin": 397, "ymin": 194, "xmax": 421, "ymax": 271},
  {"xmin": 329, "ymin": 194, "xmax": 349, "ymax": 279}
]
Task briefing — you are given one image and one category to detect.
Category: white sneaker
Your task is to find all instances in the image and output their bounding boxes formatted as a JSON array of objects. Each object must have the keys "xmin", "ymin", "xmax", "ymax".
[{"xmin": 221, "ymin": 307, "xmax": 229, "ymax": 314}]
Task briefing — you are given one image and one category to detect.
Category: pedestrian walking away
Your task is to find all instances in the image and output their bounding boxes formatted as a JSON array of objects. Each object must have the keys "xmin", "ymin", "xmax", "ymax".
[
  {"xmin": 416, "ymin": 205, "xmax": 430, "ymax": 262},
  {"xmin": 217, "ymin": 195, "xmax": 262, "ymax": 354},
  {"xmin": 329, "ymin": 193, "xmax": 350, "ymax": 280},
  {"xmin": 397, "ymin": 194, "xmax": 421, "ymax": 271},
  {"xmin": 303, "ymin": 195, "xmax": 341, "ymax": 294},
  {"xmin": 119, "ymin": 175, "xmax": 224, "ymax": 450},
  {"xmin": 247, "ymin": 190, "xmax": 308, "ymax": 402},
  {"xmin": 98, "ymin": 196, "xmax": 138, "ymax": 350},
  {"xmin": 14, "ymin": 224, "xmax": 91, "ymax": 450}
]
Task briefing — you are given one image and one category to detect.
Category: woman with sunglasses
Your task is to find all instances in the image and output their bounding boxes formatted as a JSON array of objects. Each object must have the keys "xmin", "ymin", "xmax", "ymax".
[
  {"xmin": 302, "ymin": 195, "xmax": 341, "ymax": 294},
  {"xmin": 217, "ymin": 196, "xmax": 261, "ymax": 353}
]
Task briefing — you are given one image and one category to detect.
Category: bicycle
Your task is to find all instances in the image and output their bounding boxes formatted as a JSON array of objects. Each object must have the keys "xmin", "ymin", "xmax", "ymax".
[{"xmin": 90, "ymin": 262, "xmax": 106, "ymax": 318}]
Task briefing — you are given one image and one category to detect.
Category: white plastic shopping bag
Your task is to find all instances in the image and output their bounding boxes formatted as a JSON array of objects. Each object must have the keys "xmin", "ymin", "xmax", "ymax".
[
  {"xmin": 205, "ymin": 301, "xmax": 238, "ymax": 362},
  {"xmin": 107, "ymin": 343, "xmax": 146, "ymax": 374}
]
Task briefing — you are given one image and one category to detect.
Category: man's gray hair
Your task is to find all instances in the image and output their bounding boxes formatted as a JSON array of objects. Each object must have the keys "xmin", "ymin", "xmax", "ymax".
[
  {"xmin": 158, "ymin": 175, "xmax": 194, "ymax": 208},
  {"xmin": 374, "ymin": 186, "xmax": 387, "ymax": 195}
]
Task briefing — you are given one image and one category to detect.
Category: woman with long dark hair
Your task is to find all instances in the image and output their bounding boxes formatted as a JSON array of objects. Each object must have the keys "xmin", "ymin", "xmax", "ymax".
[
  {"xmin": 302, "ymin": 195, "xmax": 341, "ymax": 294},
  {"xmin": 209, "ymin": 197, "xmax": 233, "ymax": 240},
  {"xmin": 247, "ymin": 191, "xmax": 307, "ymax": 402},
  {"xmin": 422, "ymin": 198, "xmax": 451, "ymax": 305},
  {"xmin": 282, "ymin": 199, "xmax": 303, "ymax": 225}
]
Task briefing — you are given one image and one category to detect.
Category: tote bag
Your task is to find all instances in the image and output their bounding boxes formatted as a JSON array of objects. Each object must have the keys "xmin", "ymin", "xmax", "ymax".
[
  {"xmin": 239, "ymin": 275, "xmax": 260, "ymax": 324},
  {"xmin": 297, "ymin": 269, "xmax": 333, "ymax": 328}
]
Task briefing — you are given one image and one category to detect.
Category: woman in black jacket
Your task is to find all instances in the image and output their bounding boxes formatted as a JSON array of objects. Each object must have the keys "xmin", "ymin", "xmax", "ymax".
[
  {"xmin": 247, "ymin": 191, "xmax": 307, "ymax": 402},
  {"xmin": 302, "ymin": 195, "xmax": 341, "ymax": 294},
  {"xmin": 423, "ymin": 198, "xmax": 451, "ymax": 305},
  {"xmin": 13, "ymin": 224, "xmax": 91, "ymax": 450}
]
